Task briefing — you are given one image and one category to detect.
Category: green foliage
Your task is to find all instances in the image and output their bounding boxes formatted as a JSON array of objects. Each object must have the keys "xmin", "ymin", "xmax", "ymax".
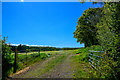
[
  {"xmin": 11, "ymin": 45, "xmax": 79, "ymax": 53},
  {"xmin": 73, "ymin": 8, "xmax": 102, "ymax": 47},
  {"xmin": 17, "ymin": 44, "xmax": 29, "ymax": 52},
  {"xmin": 96, "ymin": 2, "xmax": 120, "ymax": 79},
  {"xmin": 74, "ymin": 2, "xmax": 120, "ymax": 79},
  {"xmin": 40, "ymin": 53, "xmax": 48, "ymax": 59},
  {"xmin": 75, "ymin": 44, "xmax": 119, "ymax": 79},
  {"xmin": 89, "ymin": 45, "xmax": 102, "ymax": 51},
  {"xmin": 98, "ymin": 53, "xmax": 118, "ymax": 79},
  {"xmin": 75, "ymin": 47, "xmax": 89, "ymax": 62},
  {"xmin": 76, "ymin": 45, "xmax": 102, "ymax": 63},
  {"xmin": 2, "ymin": 37, "xmax": 14, "ymax": 79},
  {"xmin": 2, "ymin": 37, "xmax": 49, "ymax": 79},
  {"xmin": 16, "ymin": 52, "xmax": 48, "ymax": 71},
  {"xmin": 96, "ymin": 3, "xmax": 115, "ymax": 51}
]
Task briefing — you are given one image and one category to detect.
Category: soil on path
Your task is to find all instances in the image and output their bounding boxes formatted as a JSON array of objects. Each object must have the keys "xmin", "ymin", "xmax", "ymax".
[
  {"xmin": 11, "ymin": 51, "xmax": 77, "ymax": 78},
  {"xmin": 12, "ymin": 53, "xmax": 61, "ymax": 78},
  {"xmin": 41, "ymin": 53, "xmax": 75, "ymax": 78}
]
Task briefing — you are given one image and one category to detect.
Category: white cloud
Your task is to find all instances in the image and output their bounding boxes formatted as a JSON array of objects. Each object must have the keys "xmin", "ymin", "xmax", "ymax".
[
  {"xmin": 21, "ymin": 0, "xmax": 24, "ymax": 2},
  {"xmin": 10, "ymin": 44, "xmax": 20, "ymax": 46},
  {"xmin": 9, "ymin": 43, "xmax": 51, "ymax": 47},
  {"xmin": 29, "ymin": 45, "xmax": 50, "ymax": 47}
]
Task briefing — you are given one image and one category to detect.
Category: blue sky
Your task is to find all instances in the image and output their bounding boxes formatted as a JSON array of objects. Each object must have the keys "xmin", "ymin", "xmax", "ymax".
[{"xmin": 2, "ymin": 2, "xmax": 102, "ymax": 48}]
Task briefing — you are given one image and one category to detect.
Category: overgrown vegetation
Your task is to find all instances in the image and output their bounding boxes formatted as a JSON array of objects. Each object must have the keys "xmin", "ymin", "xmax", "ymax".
[
  {"xmin": 75, "ymin": 45, "xmax": 102, "ymax": 62},
  {"xmin": 2, "ymin": 37, "xmax": 14, "ymax": 80},
  {"xmin": 74, "ymin": 2, "xmax": 120, "ymax": 79},
  {"xmin": 73, "ymin": 46, "xmax": 102, "ymax": 78}
]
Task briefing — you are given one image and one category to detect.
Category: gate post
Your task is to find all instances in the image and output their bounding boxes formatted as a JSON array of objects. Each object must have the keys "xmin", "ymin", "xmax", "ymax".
[
  {"xmin": 39, "ymin": 48, "xmax": 40, "ymax": 56},
  {"xmin": 26, "ymin": 51, "xmax": 27, "ymax": 67},
  {"xmin": 13, "ymin": 48, "xmax": 17, "ymax": 73}
]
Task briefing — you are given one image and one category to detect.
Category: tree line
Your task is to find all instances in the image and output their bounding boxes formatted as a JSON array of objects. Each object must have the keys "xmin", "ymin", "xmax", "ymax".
[{"xmin": 10, "ymin": 44, "xmax": 80, "ymax": 53}]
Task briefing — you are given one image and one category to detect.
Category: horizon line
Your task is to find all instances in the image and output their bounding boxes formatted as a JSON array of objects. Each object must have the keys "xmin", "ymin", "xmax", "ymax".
[{"xmin": 7, "ymin": 43, "xmax": 84, "ymax": 48}]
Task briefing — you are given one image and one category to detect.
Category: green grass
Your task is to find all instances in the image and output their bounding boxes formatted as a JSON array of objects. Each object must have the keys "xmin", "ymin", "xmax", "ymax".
[
  {"xmin": 18, "ymin": 52, "xmax": 48, "ymax": 69},
  {"xmin": 72, "ymin": 45, "xmax": 103, "ymax": 78},
  {"xmin": 9, "ymin": 52, "xmax": 49, "ymax": 76},
  {"xmin": 10, "ymin": 47, "xmax": 104, "ymax": 78},
  {"xmin": 23, "ymin": 53, "xmax": 68, "ymax": 77},
  {"xmin": 72, "ymin": 48, "xmax": 90, "ymax": 78},
  {"xmin": 39, "ymin": 53, "xmax": 67, "ymax": 75},
  {"xmin": 10, "ymin": 50, "xmax": 66, "ymax": 76}
]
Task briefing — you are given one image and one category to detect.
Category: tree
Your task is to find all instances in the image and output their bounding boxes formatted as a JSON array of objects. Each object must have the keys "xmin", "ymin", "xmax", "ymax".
[
  {"xmin": 73, "ymin": 8, "xmax": 102, "ymax": 47},
  {"xmin": 17, "ymin": 44, "xmax": 29, "ymax": 52},
  {"xmin": 96, "ymin": 2, "xmax": 120, "ymax": 79}
]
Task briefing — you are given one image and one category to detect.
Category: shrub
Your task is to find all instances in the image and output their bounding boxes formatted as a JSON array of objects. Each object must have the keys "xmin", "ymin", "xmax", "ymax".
[
  {"xmin": 40, "ymin": 53, "xmax": 48, "ymax": 59},
  {"xmin": 2, "ymin": 37, "xmax": 14, "ymax": 79}
]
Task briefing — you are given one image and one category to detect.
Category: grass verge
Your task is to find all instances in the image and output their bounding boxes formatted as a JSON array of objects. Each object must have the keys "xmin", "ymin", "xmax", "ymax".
[
  {"xmin": 72, "ymin": 45, "xmax": 103, "ymax": 78},
  {"xmin": 72, "ymin": 51, "xmax": 90, "ymax": 78}
]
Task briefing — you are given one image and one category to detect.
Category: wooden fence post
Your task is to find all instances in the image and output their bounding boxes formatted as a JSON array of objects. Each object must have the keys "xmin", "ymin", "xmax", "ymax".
[
  {"xmin": 39, "ymin": 48, "xmax": 40, "ymax": 56},
  {"xmin": 26, "ymin": 51, "xmax": 27, "ymax": 67},
  {"xmin": 13, "ymin": 48, "xmax": 17, "ymax": 73}
]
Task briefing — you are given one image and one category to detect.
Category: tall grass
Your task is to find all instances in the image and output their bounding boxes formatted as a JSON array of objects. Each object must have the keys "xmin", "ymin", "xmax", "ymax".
[{"xmin": 73, "ymin": 45, "xmax": 104, "ymax": 78}]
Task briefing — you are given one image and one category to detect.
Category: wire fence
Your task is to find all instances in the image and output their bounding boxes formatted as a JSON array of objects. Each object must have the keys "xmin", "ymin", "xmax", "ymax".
[
  {"xmin": 18, "ymin": 50, "xmax": 40, "ymax": 66},
  {"xmin": 13, "ymin": 49, "xmax": 41, "ymax": 72}
]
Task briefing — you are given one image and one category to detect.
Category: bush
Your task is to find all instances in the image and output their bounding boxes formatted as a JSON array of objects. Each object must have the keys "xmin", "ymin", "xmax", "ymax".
[
  {"xmin": 96, "ymin": 51, "xmax": 119, "ymax": 79},
  {"xmin": 89, "ymin": 45, "xmax": 102, "ymax": 51},
  {"xmin": 75, "ymin": 48, "xmax": 89, "ymax": 62},
  {"xmin": 2, "ymin": 37, "xmax": 14, "ymax": 79},
  {"xmin": 40, "ymin": 53, "xmax": 48, "ymax": 59}
]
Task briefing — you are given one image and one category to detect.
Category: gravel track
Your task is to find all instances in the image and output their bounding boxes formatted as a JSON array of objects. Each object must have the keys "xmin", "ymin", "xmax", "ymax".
[
  {"xmin": 12, "ymin": 54, "xmax": 61, "ymax": 78},
  {"xmin": 11, "ymin": 51, "xmax": 77, "ymax": 78},
  {"xmin": 41, "ymin": 53, "xmax": 74, "ymax": 78}
]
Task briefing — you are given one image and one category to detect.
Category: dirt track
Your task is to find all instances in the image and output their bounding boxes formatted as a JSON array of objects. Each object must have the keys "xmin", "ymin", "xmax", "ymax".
[
  {"xmin": 41, "ymin": 53, "xmax": 75, "ymax": 78},
  {"xmin": 11, "ymin": 51, "xmax": 88, "ymax": 78}
]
